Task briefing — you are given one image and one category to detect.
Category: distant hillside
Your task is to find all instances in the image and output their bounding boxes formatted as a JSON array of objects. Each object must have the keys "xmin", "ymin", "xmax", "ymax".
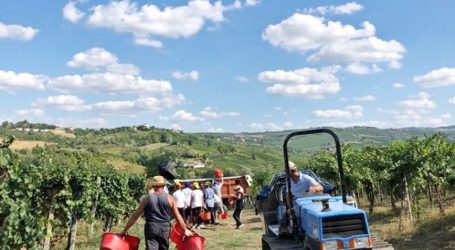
[
  {"xmin": 201, "ymin": 126, "xmax": 455, "ymax": 150},
  {"xmin": 2, "ymin": 121, "xmax": 454, "ymax": 179}
]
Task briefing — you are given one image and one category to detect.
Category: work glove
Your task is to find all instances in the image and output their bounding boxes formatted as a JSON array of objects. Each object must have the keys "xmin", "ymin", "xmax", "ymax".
[{"xmin": 184, "ymin": 229, "xmax": 193, "ymax": 237}]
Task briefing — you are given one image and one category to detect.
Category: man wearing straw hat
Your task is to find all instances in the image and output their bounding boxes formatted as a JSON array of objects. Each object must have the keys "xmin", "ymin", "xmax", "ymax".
[{"xmin": 121, "ymin": 176, "xmax": 192, "ymax": 250}]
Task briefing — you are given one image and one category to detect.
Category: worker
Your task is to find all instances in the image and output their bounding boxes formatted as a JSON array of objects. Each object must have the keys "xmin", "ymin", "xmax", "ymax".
[
  {"xmin": 203, "ymin": 181, "xmax": 216, "ymax": 224},
  {"xmin": 289, "ymin": 161, "xmax": 323, "ymax": 198},
  {"xmin": 172, "ymin": 182, "xmax": 185, "ymax": 219},
  {"xmin": 190, "ymin": 181, "xmax": 205, "ymax": 229},
  {"xmin": 212, "ymin": 174, "xmax": 224, "ymax": 214},
  {"xmin": 121, "ymin": 176, "xmax": 192, "ymax": 250},
  {"xmin": 233, "ymin": 180, "xmax": 245, "ymax": 229},
  {"xmin": 182, "ymin": 182, "xmax": 192, "ymax": 223}
]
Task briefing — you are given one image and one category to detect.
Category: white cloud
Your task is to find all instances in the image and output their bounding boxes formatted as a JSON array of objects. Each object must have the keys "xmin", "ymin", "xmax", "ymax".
[
  {"xmin": 263, "ymin": 14, "xmax": 375, "ymax": 53},
  {"xmin": 90, "ymin": 95, "xmax": 185, "ymax": 114},
  {"xmin": 304, "ymin": 2, "xmax": 363, "ymax": 15},
  {"xmin": 199, "ymin": 107, "xmax": 239, "ymax": 118},
  {"xmin": 258, "ymin": 66, "xmax": 340, "ymax": 99},
  {"xmin": 63, "ymin": 2, "xmax": 85, "ymax": 23},
  {"xmin": 35, "ymin": 95, "xmax": 88, "ymax": 111},
  {"xmin": 52, "ymin": 117, "xmax": 107, "ymax": 128},
  {"xmin": 172, "ymin": 70, "xmax": 199, "ymax": 81},
  {"xmin": 0, "ymin": 22, "xmax": 38, "ymax": 41},
  {"xmin": 170, "ymin": 124, "xmax": 182, "ymax": 131},
  {"xmin": 245, "ymin": 0, "xmax": 261, "ymax": 7},
  {"xmin": 312, "ymin": 105, "xmax": 363, "ymax": 119},
  {"xmin": 14, "ymin": 108, "xmax": 44, "ymax": 118},
  {"xmin": 171, "ymin": 110, "xmax": 204, "ymax": 122},
  {"xmin": 353, "ymin": 95, "xmax": 376, "ymax": 102},
  {"xmin": 308, "ymin": 37, "xmax": 404, "ymax": 68},
  {"xmin": 284, "ymin": 122, "xmax": 294, "ymax": 128},
  {"xmin": 207, "ymin": 127, "xmax": 224, "ymax": 132},
  {"xmin": 85, "ymin": 0, "xmax": 235, "ymax": 47},
  {"xmin": 49, "ymin": 72, "xmax": 172, "ymax": 94},
  {"xmin": 345, "ymin": 62, "xmax": 381, "ymax": 74},
  {"xmin": 234, "ymin": 75, "xmax": 249, "ymax": 82},
  {"xmin": 248, "ymin": 122, "xmax": 282, "ymax": 131},
  {"xmin": 393, "ymin": 82, "xmax": 404, "ymax": 88},
  {"xmin": 399, "ymin": 92, "xmax": 435, "ymax": 110},
  {"xmin": 224, "ymin": 112, "xmax": 240, "ymax": 117},
  {"xmin": 414, "ymin": 67, "xmax": 455, "ymax": 88},
  {"xmin": 159, "ymin": 116, "xmax": 170, "ymax": 122},
  {"xmin": 449, "ymin": 96, "xmax": 455, "ymax": 104},
  {"xmin": 0, "ymin": 70, "xmax": 46, "ymax": 91},
  {"xmin": 262, "ymin": 13, "xmax": 404, "ymax": 71},
  {"xmin": 200, "ymin": 107, "xmax": 220, "ymax": 118},
  {"xmin": 67, "ymin": 47, "xmax": 139, "ymax": 75},
  {"xmin": 134, "ymin": 37, "xmax": 163, "ymax": 48}
]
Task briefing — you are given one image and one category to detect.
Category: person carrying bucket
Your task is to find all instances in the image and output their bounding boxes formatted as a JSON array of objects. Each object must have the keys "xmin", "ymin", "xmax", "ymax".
[
  {"xmin": 121, "ymin": 176, "xmax": 193, "ymax": 250},
  {"xmin": 172, "ymin": 182, "xmax": 185, "ymax": 220},
  {"xmin": 212, "ymin": 169, "xmax": 225, "ymax": 220},
  {"xmin": 190, "ymin": 182, "xmax": 205, "ymax": 229},
  {"xmin": 233, "ymin": 179, "xmax": 245, "ymax": 229},
  {"xmin": 202, "ymin": 182, "xmax": 216, "ymax": 224}
]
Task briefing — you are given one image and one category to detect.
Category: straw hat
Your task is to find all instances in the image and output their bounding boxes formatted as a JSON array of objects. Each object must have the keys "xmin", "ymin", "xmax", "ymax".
[
  {"xmin": 288, "ymin": 161, "xmax": 298, "ymax": 171},
  {"xmin": 149, "ymin": 176, "xmax": 166, "ymax": 186}
]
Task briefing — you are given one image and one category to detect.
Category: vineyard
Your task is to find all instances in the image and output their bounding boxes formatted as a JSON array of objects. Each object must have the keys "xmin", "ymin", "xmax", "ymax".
[
  {"xmin": 1, "ymin": 125, "xmax": 455, "ymax": 249},
  {"xmin": 0, "ymin": 136, "xmax": 146, "ymax": 249}
]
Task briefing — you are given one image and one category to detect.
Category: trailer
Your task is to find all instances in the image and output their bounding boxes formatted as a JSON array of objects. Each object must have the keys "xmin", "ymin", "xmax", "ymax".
[{"xmin": 178, "ymin": 175, "xmax": 253, "ymax": 205}]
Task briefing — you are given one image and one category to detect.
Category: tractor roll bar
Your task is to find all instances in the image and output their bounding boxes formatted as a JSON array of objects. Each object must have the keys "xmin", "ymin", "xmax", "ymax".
[{"xmin": 283, "ymin": 128, "xmax": 347, "ymax": 229}]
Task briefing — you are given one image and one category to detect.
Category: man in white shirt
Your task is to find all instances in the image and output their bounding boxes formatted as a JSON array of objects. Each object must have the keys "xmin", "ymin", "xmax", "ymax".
[
  {"xmin": 172, "ymin": 183, "xmax": 185, "ymax": 219},
  {"xmin": 190, "ymin": 182, "xmax": 205, "ymax": 229},
  {"xmin": 182, "ymin": 182, "xmax": 192, "ymax": 222},
  {"xmin": 289, "ymin": 161, "xmax": 323, "ymax": 198}
]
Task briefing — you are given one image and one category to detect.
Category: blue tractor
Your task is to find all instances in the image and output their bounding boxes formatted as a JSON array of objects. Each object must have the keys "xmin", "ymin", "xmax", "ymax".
[{"xmin": 259, "ymin": 129, "xmax": 393, "ymax": 250}]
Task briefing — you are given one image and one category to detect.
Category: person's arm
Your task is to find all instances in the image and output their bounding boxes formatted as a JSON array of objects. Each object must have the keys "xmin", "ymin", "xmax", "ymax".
[
  {"xmin": 309, "ymin": 183, "xmax": 323, "ymax": 193},
  {"xmin": 306, "ymin": 175, "xmax": 323, "ymax": 193},
  {"xmin": 121, "ymin": 195, "xmax": 148, "ymax": 235},
  {"xmin": 168, "ymin": 195, "xmax": 192, "ymax": 236}
]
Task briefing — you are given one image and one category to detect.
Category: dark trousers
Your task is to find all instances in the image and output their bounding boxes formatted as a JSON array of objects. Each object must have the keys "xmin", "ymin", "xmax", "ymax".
[
  {"xmin": 144, "ymin": 222, "xmax": 171, "ymax": 250},
  {"xmin": 233, "ymin": 199, "xmax": 244, "ymax": 227},
  {"xmin": 207, "ymin": 206, "xmax": 215, "ymax": 224},
  {"xmin": 177, "ymin": 207, "xmax": 185, "ymax": 220},
  {"xmin": 184, "ymin": 207, "xmax": 192, "ymax": 222},
  {"xmin": 191, "ymin": 207, "xmax": 202, "ymax": 226}
]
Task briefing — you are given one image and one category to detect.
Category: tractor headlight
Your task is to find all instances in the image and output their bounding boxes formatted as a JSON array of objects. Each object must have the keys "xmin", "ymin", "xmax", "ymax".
[
  {"xmin": 352, "ymin": 237, "xmax": 371, "ymax": 248},
  {"xmin": 321, "ymin": 240, "xmax": 338, "ymax": 250}
]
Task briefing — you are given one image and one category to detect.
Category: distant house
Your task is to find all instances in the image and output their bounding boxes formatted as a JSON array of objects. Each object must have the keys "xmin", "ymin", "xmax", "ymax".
[{"xmin": 184, "ymin": 160, "xmax": 205, "ymax": 169}]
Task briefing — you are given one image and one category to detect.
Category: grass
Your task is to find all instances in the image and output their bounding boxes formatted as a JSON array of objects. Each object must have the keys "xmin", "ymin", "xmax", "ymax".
[
  {"xmin": 53, "ymin": 208, "xmax": 263, "ymax": 250},
  {"xmin": 9, "ymin": 140, "xmax": 56, "ymax": 150},
  {"xmin": 51, "ymin": 200, "xmax": 455, "ymax": 250},
  {"xmin": 366, "ymin": 201, "xmax": 455, "ymax": 250}
]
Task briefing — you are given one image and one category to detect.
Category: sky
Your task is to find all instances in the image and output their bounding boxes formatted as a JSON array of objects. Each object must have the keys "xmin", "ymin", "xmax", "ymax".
[{"xmin": 0, "ymin": 0, "xmax": 454, "ymax": 132}]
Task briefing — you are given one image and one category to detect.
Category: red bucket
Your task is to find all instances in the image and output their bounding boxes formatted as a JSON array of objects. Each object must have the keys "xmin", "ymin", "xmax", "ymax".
[
  {"xmin": 170, "ymin": 222, "xmax": 191, "ymax": 245},
  {"xmin": 177, "ymin": 235, "xmax": 205, "ymax": 250},
  {"xmin": 217, "ymin": 213, "xmax": 229, "ymax": 220},
  {"xmin": 100, "ymin": 233, "xmax": 140, "ymax": 250},
  {"xmin": 199, "ymin": 211, "xmax": 211, "ymax": 221},
  {"xmin": 214, "ymin": 169, "xmax": 223, "ymax": 178}
]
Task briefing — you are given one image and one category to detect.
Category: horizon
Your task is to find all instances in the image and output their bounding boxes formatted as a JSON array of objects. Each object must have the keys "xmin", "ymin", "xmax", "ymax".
[{"xmin": 1, "ymin": 1, "xmax": 454, "ymax": 133}]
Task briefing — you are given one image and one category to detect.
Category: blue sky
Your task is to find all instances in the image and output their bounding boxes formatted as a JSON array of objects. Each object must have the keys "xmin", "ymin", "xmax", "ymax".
[{"xmin": 0, "ymin": 0, "xmax": 454, "ymax": 132}]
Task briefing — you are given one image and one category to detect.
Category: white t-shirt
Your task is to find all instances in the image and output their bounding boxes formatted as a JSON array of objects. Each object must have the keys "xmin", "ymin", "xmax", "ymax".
[
  {"xmin": 182, "ymin": 187, "xmax": 192, "ymax": 208},
  {"xmin": 235, "ymin": 186, "xmax": 244, "ymax": 200},
  {"xmin": 190, "ymin": 189, "xmax": 204, "ymax": 208},
  {"xmin": 173, "ymin": 189, "xmax": 185, "ymax": 208}
]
